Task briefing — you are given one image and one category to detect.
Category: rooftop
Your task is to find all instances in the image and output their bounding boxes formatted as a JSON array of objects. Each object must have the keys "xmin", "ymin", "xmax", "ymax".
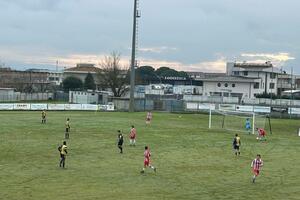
[
  {"xmin": 200, "ymin": 76, "xmax": 259, "ymax": 83},
  {"xmin": 186, "ymin": 72, "xmax": 226, "ymax": 78},
  {"xmin": 234, "ymin": 61, "xmax": 273, "ymax": 68},
  {"xmin": 64, "ymin": 64, "xmax": 100, "ymax": 73}
]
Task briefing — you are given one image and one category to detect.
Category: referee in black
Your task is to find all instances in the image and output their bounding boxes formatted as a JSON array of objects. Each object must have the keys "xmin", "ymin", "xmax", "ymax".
[{"xmin": 117, "ymin": 130, "xmax": 124, "ymax": 154}]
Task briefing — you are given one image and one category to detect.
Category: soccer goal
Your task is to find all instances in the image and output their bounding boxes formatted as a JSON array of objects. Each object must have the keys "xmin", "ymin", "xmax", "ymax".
[{"xmin": 208, "ymin": 109, "xmax": 271, "ymax": 134}]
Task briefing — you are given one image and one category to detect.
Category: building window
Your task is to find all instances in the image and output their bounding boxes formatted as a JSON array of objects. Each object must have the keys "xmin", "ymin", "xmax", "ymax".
[
  {"xmin": 270, "ymin": 73, "xmax": 276, "ymax": 79},
  {"xmin": 217, "ymin": 83, "xmax": 221, "ymax": 87},
  {"xmin": 270, "ymin": 82, "xmax": 275, "ymax": 89},
  {"xmin": 224, "ymin": 83, "xmax": 228, "ymax": 87},
  {"xmin": 223, "ymin": 92, "xmax": 229, "ymax": 97},
  {"xmin": 233, "ymin": 71, "xmax": 239, "ymax": 76},
  {"xmin": 232, "ymin": 83, "xmax": 236, "ymax": 88},
  {"xmin": 254, "ymin": 82, "xmax": 259, "ymax": 89},
  {"xmin": 243, "ymin": 71, "xmax": 248, "ymax": 76}
]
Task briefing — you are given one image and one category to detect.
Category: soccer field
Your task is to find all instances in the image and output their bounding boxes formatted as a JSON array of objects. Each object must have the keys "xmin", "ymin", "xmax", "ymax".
[{"xmin": 0, "ymin": 111, "xmax": 299, "ymax": 200}]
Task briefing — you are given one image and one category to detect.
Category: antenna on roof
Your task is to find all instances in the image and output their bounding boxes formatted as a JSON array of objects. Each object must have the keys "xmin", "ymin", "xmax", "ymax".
[{"xmin": 56, "ymin": 60, "xmax": 58, "ymax": 72}]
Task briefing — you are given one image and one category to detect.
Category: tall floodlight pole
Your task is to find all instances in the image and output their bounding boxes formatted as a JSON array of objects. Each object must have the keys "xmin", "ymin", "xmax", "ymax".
[{"xmin": 129, "ymin": 0, "xmax": 139, "ymax": 112}]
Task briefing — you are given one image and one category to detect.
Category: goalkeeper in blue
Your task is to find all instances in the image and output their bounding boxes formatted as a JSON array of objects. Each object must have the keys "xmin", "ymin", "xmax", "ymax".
[{"xmin": 245, "ymin": 118, "xmax": 251, "ymax": 134}]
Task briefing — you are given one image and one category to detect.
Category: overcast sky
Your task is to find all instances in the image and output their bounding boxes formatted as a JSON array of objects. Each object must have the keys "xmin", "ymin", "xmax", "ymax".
[{"xmin": 0, "ymin": 0, "xmax": 299, "ymax": 73}]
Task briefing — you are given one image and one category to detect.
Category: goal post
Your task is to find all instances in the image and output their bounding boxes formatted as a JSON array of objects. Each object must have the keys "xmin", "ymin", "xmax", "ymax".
[
  {"xmin": 208, "ymin": 109, "xmax": 271, "ymax": 134},
  {"xmin": 252, "ymin": 112, "xmax": 255, "ymax": 135}
]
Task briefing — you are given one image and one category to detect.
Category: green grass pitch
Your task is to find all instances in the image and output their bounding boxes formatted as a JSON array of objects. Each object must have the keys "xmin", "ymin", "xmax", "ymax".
[{"xmin": 0, "ymin": 111, "xmax": 300, "ymax": 200}]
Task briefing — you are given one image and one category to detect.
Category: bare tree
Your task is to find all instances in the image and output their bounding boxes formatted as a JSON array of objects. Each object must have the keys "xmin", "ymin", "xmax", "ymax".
[{"xmin": 98, "ymin": 52, "xmax": 129, "ymax": 97}]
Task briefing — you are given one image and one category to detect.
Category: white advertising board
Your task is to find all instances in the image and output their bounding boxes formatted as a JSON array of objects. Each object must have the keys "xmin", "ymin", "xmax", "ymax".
[
  {"xmin": 98, "ymin": 105, "xmax": 107, "ymax": 111},
  {"xmin": 82, "ymin": 104, "xmax": 98, "ymax": 111},
  {"xmin": 198, "ymin": 103, "xmax": 215, "ymax": 110},
  {"xmin": 289, "ymin": 107, "xmax": 300, "ymax": 115},
  {"xmin": 106, "ymin": 103, "xmax": 115, "ymax": 111},
  {"xmin": 253, "ymin": 106, "xmax": 271, "ymax": 113},
  {"xmin": 13, "ymin": 103, "xmax": 31, "ymax": 110},
  {"xmin": 186, "ymin": 102, "xmax": 198, "ymax": 110},
  {"xmin": 0, "ymin": 104, "xmax": 14, "ymax": 110},
  {"xmin": 219, "ymin": 104, "xmax": 236, "ymax": 111},
  {"xmin": 235, "ymin": 105, "xmax": 253, "ymax": 112},
  {"xmin": 64, "ymin": 104, "xmax": 82, "ymax": 110},
  {"xmin": 30, "ymin": 104, "xmax": 48, "ymax": 110},
  {"xmin": 48, "ymin": 104, "xmax": 65, "ymax": 110}
]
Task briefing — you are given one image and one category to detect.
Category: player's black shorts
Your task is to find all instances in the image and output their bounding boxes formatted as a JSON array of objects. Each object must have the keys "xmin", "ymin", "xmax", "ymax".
[
  {"xmin": 66, "ymin": 128, "xmax": 70, "ymax": 132},
  {"xmin": 118, "ymin": 142, "xmax": 123, "ymax": 146},
  {"xmin": 233, "ymin": 145, "xmax": 240, "ymax": 150}
]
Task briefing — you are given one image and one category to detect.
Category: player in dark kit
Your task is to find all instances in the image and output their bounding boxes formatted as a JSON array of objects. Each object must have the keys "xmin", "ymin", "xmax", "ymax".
[
  {"xmin": 233, "ymin": 134, "xmax": 241, "ymax": 156},
  {"xmin": 117, "ymin": 130, "xmax": 124, "ymax": 153},
  {"xmin": 41, "ymin": 110, "xmax": 47, "ymax": 124}
]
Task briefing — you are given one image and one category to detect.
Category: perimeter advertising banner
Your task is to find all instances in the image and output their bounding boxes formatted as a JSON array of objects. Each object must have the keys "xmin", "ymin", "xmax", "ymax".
[
  {"xmin": 253, "ymin": 106, "xmax": 271, "ymax": 113},
  {"xmin": 48, "ymin": 104, "xmax": 65, "ymax": 110},
  {"xmin": 219, "ymin": 104, "xmax": 236, "ymax": 111},
  {"xmin": 186, "ymin": 102, "xmax": 198, "ymax": 110},
  {"xmin": 198, "ymin": 103, "xmax": 216, "ymax": 110},
  {"xmin": 30, "ymin": 104, "xmax": 48, "ymax": 110},
  {"xmin": 106, "ymin": 103, "xmax": 115, "ymax": 111},
  {"xmin": 289, "ymin": 107, "xmax": 300, "ymax": 115},
  {"xmin": 13, "ymin": 103, "xmax": 31, "ymax": 110},
  {"xmin": 235, "ymin": 105, "xmax": 253, "ymax": 112},
  {"xmin": 64, "ymin": 104, "xmax": 82, "ymax": 110},
  {"xmin": 81, "ymin": 104, "xmax": 98, "ymax": 111},
  {"xmin": 0, "ymin": 104, "xmax": 14, "ymax": 110}
]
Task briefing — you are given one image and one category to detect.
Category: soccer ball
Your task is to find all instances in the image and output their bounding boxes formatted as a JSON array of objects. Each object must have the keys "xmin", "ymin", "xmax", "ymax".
[{"xmin": 256, "ymin": 137, "xmax": 259, "ymax": 140}]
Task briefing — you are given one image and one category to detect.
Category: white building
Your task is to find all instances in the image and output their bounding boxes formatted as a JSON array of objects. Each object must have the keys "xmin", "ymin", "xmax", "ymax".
[
  {"xmin": 69, "ymin": 90, "xmax": 112, "ymax": 104},
  {"xmin": 202, "ymin": 76, "xmax": 260, "ymax": 99},
  {"xmin": 48, "ymin": 71, "xmax": 63, "ymax": 86},
  {"xmin": 195, "ymin": 62, "xmax": 281, "ymax": 100},
  {"xmin": 64, "ymin": 63, "xmax": 100, "ymax": 88},
  {"xmin": 227, "ymin": 62, "xmax": 280, "ymax": 95}
]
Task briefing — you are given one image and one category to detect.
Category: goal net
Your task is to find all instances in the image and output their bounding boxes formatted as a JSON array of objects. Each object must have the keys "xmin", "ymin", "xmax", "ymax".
[{"xmin": 209, "ymin": 110, "xmax": 268, "ymax": 134}]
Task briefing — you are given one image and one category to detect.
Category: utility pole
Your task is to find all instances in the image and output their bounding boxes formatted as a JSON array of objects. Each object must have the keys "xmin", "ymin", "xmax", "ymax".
[
  {"xmin": 56, "ymin": 60, "xmax": 59, "ymax": 72},
  {"xmin": 129, "ymin": 0, "xmax": 140, "ymax": 112}
]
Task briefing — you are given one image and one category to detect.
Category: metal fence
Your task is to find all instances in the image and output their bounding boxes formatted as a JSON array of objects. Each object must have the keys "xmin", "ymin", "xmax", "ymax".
[
  {"xmin": 184, "ymin": 95, "xmax": 300, "ymax": 107},
  {"xmin": 0, "ymin": 92, "xmax": 54, "ymax": 102},
  {"xmin": 112, "ymin": 98, "xmax": 185, "ymax": 112},
  {"xmin": 0, "ymin": 91, "xmax": 69, "ymax": 102}
]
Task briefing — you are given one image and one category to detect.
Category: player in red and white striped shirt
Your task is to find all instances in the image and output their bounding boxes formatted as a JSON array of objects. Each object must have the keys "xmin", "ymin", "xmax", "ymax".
[
  {"xmin": 141, "ymin": 146, "xmax": 156, "ymax": 174},
  {"xmin": 251, "ymin": 154, "xmax": 263, "ymax": 183},
  {"xmin": 129, "ymin": 125, "xmax": 136, "ymax": 146},
  {"xmin": 146, "ymin": 111, "xmax": 152, "ymax": 125}
]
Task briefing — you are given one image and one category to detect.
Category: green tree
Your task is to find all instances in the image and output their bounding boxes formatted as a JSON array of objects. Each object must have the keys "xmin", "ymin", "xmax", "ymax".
[
  {"xmin": 63, "ymin": 76, "xmax": 83, "ymax": 91},
  {"xmin": 136, "ymin": 66, "xmax": 160, "ymax": 85},
  {"xmin": 155, "ymin": 67, "xmax": 188, "ymax": 78},
  {"xmin": 97, "ymin": 52, "xmax": 129, "ymax": 97},
  {"xmin": 84, "ymin": 72, "xmax": 96, "ymax": 90}
]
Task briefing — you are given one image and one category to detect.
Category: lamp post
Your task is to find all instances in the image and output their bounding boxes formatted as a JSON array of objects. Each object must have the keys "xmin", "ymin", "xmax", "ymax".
[{"xmin": 129, "ymin": 0, "xmax": 140, "ymax": 112}]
